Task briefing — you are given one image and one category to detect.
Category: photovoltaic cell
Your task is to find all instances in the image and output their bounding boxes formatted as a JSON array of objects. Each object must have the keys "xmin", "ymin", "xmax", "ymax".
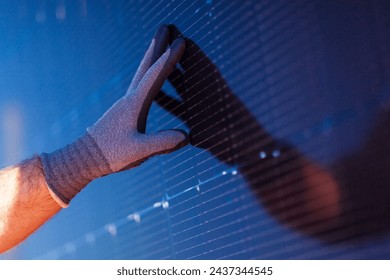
[{"xmin": 1, "ymin": 0, "xmax": 390, "ymax": 259}]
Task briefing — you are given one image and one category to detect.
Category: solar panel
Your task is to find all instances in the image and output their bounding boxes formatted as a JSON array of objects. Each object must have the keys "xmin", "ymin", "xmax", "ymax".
[{"xmin": 1, "ymin": 0, "xmax": 390, "ymax": 259}]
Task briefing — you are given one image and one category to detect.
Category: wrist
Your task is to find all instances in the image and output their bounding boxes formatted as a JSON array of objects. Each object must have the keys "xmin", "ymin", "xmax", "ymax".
[{"xmin": 40, "ymin": 132, "xmax": 112, "ymax": 206}]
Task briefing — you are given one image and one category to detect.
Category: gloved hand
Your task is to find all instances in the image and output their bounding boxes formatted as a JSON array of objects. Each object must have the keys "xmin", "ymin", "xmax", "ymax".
[{"xmin": 41, "ymin": 25, "xmax": 189, "ymax": 207}]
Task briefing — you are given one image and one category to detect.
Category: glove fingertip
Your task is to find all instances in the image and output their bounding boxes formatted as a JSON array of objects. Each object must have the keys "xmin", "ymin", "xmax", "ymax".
[
  {"xmin": 155, "ymin": 24, "xmax": 168, "ymax": 35},
  {"xmin": 152, "ymin": 25, "xmax": 170, "ymax": 62},
  {"xmin": 167, "ymin": 24, "xmax": 184, "ymax": 43},
  {"xmin": 170, "ymin": 128, "xmax": 190, "ymax": 148},
  {"xmin": 157, "ymin": 129, "xmax": 189, "ymax": 153}
]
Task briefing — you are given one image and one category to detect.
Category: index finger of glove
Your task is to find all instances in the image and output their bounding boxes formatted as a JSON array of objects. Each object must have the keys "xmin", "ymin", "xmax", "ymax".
[
  {"xmin": 131, "ymin": 38, "xmax": 186, "ymax": 133},
  {"xmin": 128, "ymin": 25, "xmax": 170, "ymax": 93}
]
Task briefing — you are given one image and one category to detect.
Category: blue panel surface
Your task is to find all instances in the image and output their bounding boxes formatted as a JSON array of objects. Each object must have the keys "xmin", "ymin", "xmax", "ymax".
[{"xmin": 1, "ymin": 0, "xmax": 390, "ymax": 259}]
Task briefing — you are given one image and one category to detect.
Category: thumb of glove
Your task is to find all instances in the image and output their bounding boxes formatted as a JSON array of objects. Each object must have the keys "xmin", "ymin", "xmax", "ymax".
[{"xmin": 137, "ymin": 129, "xmax": 189, "ymax": 157}]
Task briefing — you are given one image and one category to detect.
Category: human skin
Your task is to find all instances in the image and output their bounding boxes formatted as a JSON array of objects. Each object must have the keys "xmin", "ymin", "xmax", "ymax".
[{"xmin": 0, "ymin": 156, "xmax": 61, "ymax": 254}]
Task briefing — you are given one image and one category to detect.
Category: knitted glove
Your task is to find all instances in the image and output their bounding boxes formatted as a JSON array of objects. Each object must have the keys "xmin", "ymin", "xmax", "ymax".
[{"xmin": 41, "ymin": 26, "xmax": 188, "ymax": 207}]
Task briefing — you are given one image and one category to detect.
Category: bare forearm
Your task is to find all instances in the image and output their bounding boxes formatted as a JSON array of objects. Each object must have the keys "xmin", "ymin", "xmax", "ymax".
[{"xmin": 0, "ymin": 156, "xmax": 61, "ymax": 254}]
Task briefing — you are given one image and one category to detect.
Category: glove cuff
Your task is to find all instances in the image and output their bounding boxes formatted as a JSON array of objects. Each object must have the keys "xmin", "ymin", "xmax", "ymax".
[{"xmin": 41, "ymin": 132, "xmax": 112, "ymax": 206}]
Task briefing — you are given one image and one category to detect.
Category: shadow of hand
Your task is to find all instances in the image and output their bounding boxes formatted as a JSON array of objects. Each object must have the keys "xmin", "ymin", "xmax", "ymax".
[
  {"xmin": 154, "ymin": 25, "xmax": 380, "ymax": 244},
  {"xmin": 155, "ymin": 24, "xmax": 340, "ymax": 237},
  {"xmin": 156, "ymin": 25, "xmax": 278, "ymax": 166}
]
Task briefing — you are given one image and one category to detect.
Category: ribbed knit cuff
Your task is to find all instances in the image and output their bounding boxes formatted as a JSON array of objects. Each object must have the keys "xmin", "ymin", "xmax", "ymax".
[{"xmin": 41, "ymin": 132, "xmax": 112, "ymax": 206}]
